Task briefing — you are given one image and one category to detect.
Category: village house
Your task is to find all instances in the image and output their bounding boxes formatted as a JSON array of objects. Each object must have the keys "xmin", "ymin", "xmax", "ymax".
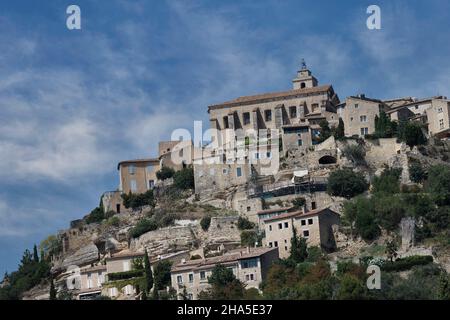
[
  {"xmin": 256, "ymin": 207, "xmax": 293, "ymax": 229},
  {"xmin": 426, "ymin": 98, "xmax": 450, "ymax": 138},
  {"xmin": 118, "ymin": 158, "xmax": 160, "ymax": 195},
  {"xmin": 339, "ymin": 95, "xmax": 386, "ymax": 137},
  {"xmin": 76, "ymin": 265, "xmax": 107, "ymax": 300},
  {"xmin": 263, "ymin": 207, "xmax": 340, "ymax": 259},
  {"xmin": 170, "ymin": 247, "xmax": 278, "ymax": 300}
]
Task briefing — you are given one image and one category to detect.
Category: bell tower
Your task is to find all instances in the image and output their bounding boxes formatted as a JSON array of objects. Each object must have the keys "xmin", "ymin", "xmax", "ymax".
[{"xmin": 292, "ymin": 59, "xmax": 318, "ymax": 90}]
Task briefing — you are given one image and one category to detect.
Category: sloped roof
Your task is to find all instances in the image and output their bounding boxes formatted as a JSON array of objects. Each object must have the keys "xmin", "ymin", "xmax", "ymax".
[
  {"xmin": 263, "ymin": 207, "xmax": 338, "ymax": 223},
  {"xmin": 208, "ymin": 85, "xmax": 332, "ymax": 110}
]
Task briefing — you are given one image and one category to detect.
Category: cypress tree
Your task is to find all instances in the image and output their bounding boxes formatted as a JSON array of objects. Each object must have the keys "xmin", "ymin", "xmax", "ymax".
[
  {"xmin": 49, "ymin": 277, "xmax": 57, "ymax": 300},
  {"xmin": 289, "ymin": 227, "xmax": 308, "ymax": 263},
  {"xmin": 144, "ymin": 249, "xmax": 153, "ymax": 295},
  {"xmin": 33, "ymin": 244, "xmax": 39, "ymax": 263}
]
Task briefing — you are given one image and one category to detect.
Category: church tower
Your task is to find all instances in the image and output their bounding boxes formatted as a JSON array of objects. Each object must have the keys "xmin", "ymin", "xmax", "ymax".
[{"xmin": 292, "ymin": 59, "xmax": 318, "ymax": 90}]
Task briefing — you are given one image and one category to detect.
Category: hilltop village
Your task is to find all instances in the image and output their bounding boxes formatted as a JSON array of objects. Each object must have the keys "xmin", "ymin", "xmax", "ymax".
[{"xmin": 4, "ymin": 61, "xmax": 450, "ymax": 300}]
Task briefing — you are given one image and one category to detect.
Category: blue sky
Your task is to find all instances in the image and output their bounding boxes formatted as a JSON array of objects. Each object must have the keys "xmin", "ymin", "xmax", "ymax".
[{"xmin": 1, "ymin": 0, "xmax": 450, "ymax": 276}]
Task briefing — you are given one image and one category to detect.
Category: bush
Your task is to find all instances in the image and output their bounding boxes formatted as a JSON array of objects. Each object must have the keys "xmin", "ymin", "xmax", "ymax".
[
  {"xmin": 108, "ymin": 269, "xmax": 144, "ymax": 281},
  {"xmin": 292, "ymin": 197, "xmax": 306, "ymax": 209},
  {"xmin": 372, "ymin": 167, "xmax": 402, "ymax": 194},
  {"xmin": 426, "ymin": 165, "xmax": 450, "ymax": 205},
  {"xmin": 173, "ymin": 167, "xmax": 195, "ymax": 190},
  {"xmin": 237, "ymin": 216, "xmax": 255, "ymax": 230},
  {"xmin": 85, "ymin": 207, "xmax": 105, "ymax": 224},
  {"xmin": 129, "ymin": 219, "xmax": 158, "ymax": 238},
  {"xmin": 381, "ymin": 255, "xmax": 433, "ymax": 272},
  {"xmin": 156, "ymin": 167, "xmax": 175, "ymax": 180},
  {"xmin": 106, "ymin": 216, "xmax": 120, "ymax": 227},
  {"xmin": 200, "ymin": 216, "xmax": 211, "ymax": 231},
  {"xmin": 241, "ymin": 230, "xmax": 258, "ymax": 247},
  {"xmin": 122, "ymin": 190, "xmax": 156, "ymax": 209},
  {"xmin": 327, "ymin": 169, "xmax": 369, "ymax": 199},
  {"xmin": 409, "ymin": 162, "xmax": 427, "ymax": 183},
  {"xmin": 398, "ymin": 121, "xmax": 427, "ymax": 147}
]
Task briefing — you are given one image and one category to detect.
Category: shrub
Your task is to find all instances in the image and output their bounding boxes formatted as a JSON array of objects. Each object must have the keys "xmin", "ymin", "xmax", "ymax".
[
  {"xmin": 129, "ymin": 219, "xmax": 158, "ymax": 238},
  {"xmin": 173, "ymin": 167, "xmax": 195, "ymax": 190},
  {"xmin": 200, "ymin": 216, "xmax": 211, "ymax": 231},
  {"xmin": 237, "ymin": 216, "xmax": 255, "ymax": 230},
  {"xmin": 122, "ymin": 190, "xmax": 156, "ymax": 209},
  {"xmin": 327, "ymin": 169, "xmax": 369, "ymax": 199},
  {"xmin": 381, "ymin": 255, "xmax": 433, "ymax": 272},
  {"xmin": 108, "ymin": 269, "xmax": 144, "ymax": 281},
  {"xmin": 374, "ymin": 111, "xmax": 397, "ymax": 138},
  {"xmin": 292, "ymin": 197, "xmax": 306, "ymax": 209},
  {"xmin": 241, "ymin": 230, "xmax": 258, "ymax": 247},
  {"xmin": 372, "ymin": 167, "xmax": 402, "ymax": 195},
  {"xmin": 426, "ymin": 165, "xmax": 450, "ymax": 205},
  {"xmin": 398, "ymin": 121, "xmax": 427, "ymax": 147},
  {"xmin": 156, "ymin": 167, "xmax": 175, "ymax": 180},
  {"xmin": 409, "ymin": 162, "xmax": 427, "ymax": 183},
  {"xmin": 106, "ymin": 216, "xmax": 120, "ymax": 227},
  {"xmin": 355, "ymin": 208, "xmax": 381, "ymax": 241},
  {"xmin": 85, "ymin": 207, "xmax": 105, "ymax": 224}
]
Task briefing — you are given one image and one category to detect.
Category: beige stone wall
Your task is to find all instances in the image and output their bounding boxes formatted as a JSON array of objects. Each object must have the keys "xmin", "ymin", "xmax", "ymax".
[
  {"xmin": 119, "ymin": 161, "xmax": 159, "ymax": 194},
  {"xmin": 342, "ymin": 97, "xmax": 383, "ymax": 137},
  {"xmin": 80, "ymin": 270, "xmax": 106, "ymax": 291},
  {"xmin": 106, "ymin": 256, "xmax": 142, "ymax": 274},
  {"xmin": 236, "ymin": 197, "xmax": 263, "ymax": 224},
  {"xmin": 102, "ymin": 191, "xmax": 124, "ymax": 214},
  {"xmin": 427, "ymin": 99, "xmax": 450, "ymax": 136}
]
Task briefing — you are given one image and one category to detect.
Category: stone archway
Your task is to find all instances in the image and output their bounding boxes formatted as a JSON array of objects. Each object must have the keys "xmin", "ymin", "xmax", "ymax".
[{"xmin": 318, "ymin": 155, "xmax": 337, "ymax": 165}]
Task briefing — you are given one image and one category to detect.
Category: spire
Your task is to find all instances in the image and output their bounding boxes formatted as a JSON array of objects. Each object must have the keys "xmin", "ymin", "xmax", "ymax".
[{"xmin": 301, "ymin": 58, "xmax": 307, "ymax": 70}]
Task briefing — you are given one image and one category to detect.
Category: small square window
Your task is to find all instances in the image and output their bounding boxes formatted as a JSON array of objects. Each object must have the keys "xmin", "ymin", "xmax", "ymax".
[
  {"xmin": 301, "ymin": 219, "xmax": 306, "ymax": 226},
  {"xmin": 274, "ymin": 241, "xmax": 278, "ymax": 247},
  {"xmin": 303, "ymin": 230, "xmax": 310, "ymax": 237},
  {"xmin": 265, "ymin": 110, "xmax": 272, "ymax": 121},
  {"xmin": 355, "ymin": 104, "xmax": 359, "ymax": 109},
  {"xmin": 200, "ymin": 271, "xmax": 206, "ymax": 280},
  {"xmin": 284, "ymin": 222, "xmax": 289, "ymax": 228},
  {"xmin": 243, "ymin": 112, "xmax": 251, "ymax": 125},
  {"xmin": 278, "ymin": 223, "xmax": 283, "ymax": 230},
  {"xmin": 308, "ymin": 218, "xmax": 313, "ymax": 225}
]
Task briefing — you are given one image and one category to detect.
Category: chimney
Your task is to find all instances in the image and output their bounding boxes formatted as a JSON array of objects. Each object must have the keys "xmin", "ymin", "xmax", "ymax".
[{"xmin": 181, "ymin": 258, "xmax": 186, "ymax": 264}]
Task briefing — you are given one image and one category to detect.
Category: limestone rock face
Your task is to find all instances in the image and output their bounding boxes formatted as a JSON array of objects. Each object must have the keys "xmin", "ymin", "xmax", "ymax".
[
  {"xmin": 61, "ymin": 243, "xmax": 99, "ymax": 269},
  {"xmin": 400, "ymin": 217, "xmax": 415, "ymax": 251}
]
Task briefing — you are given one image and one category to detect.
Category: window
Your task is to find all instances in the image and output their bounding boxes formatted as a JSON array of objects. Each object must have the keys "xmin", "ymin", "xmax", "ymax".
[
  {"xmin": 278, "ymin": 223, "xmax": 283, "ymax": 230},
  {"xmin": 440, "ymin": 119, "xmax": 445, "ymax": 129},
  {"xmin": 438, "ymin": 107, "xmax": 443, "ymax": 113},
  {"xmin": 289, "ymin": 106, "xmax": 297, "ymax": 118},
  {"xmin": 223, "ymin": 168, "xmax": 228, "ymax": 175},
  {"xmin": 123, "ymin": 261, "xmax": 131, "ymax": 272},
  {"xmin": 274, "ymin": 241, "xmax": 278, "ymax": 247},
  {"xmin": 200, "ymin": 271, "xmax": 206, "ymax": 280},
  {"xmin": 311, "ymin": 103, "xmax": 319, "ymax": 112},
  {"xmin": 130, "ymin": 180, "xmax": 137, "ymax": 193},
  {"xmin": 266, "ymin": 152, "xmax": 272, "ymax": 159},
  {"xmin": 98, "ymin": 273, "xmax": 104, "ymax": 286},
  {"xmin": 308, "ymin": 218, "xmax": 313, "ymax": 225},
  {"xmin": 284, "ymin": 239, "xmax": 287, "ymax": 243},
  {"xmin": 355, "ymin": 104, "xmax": 359, "ymax": 109},
  {"xmin": 415, "ymin": 105, "xmax": 419, "ymax": 109},
  {"xmin": 241, "ymin": 258, "xmax": 258, "ymax": 268},
  {"xmin": 360, "ymin": 115, "xmax": 367, "ymax": 122},
  {"xmin": 301, "ymin": 219, "xmax": 306, "ymax": 226},
  {"xmin": 265, "ymin": 110, "xmax": 272, "ymax": 121},
  {"xmin": 284, "ymin": 222, "xmax": 289, "ymax": 228},
  {"xmin": 148, "ymin": 180, "xmax": 155, "ymax": 190},
  {"xmin": 116, "ymin": 204, "xmax": 121, "ymax": 214},
  {"xmin": 87, "ymin": 273, "xmax": 92, "ymax": 289},
  {"xmin": 188, "ymin": 274, "xmax": 194, "ymax": 283},
  {"xmin": 298, "ymin": 139, "xmax": 303, "ymax": 146},
  {"xmin": 269, "ymin": 225, "xmax": 272, "ymax": 231},
  {"xmin": 254, "ymin": 153, "xmax": 259, "ymax": 160},
  {"xmin": 350, "ymin": 117, "xmax": 354, "ymax": 121},
  {"xmin": 223, "ymin": 116, "xmax": 229, "ymax": 129},
  {"xmin": 311, "ymin": 202, "xmax": 317, "ymax": 210},
  {"xmin": 236, "ymin": 167, "xmax": 242, "ymax": 177},
  {"xmin": 269, "ymin": 242, "xmax": 273, "ymax": 247},
  {"xmin": 303, "ymin": 230, "xmax": 310, "ymax": 237},
  {"xmin": 243, "ymin": 112, "xmax": 251, "ymax": 125},
  {"xmin": 128, "ymin": 165, "xmax": 136, "ymax": 175},
  {"xmin": 177, "ymin": 275, "xmax": 183, "ymax": 284},
  {"xmin": 360, "ymin": 127, "xmax": 369, "ymax": 136},
  {"xmin": 285, "ymin": 246, "xmax": 288, "ymax": 251},
  {"xmin": 246, "ymin": 206, "xmax": 251, "ymax": 212}
]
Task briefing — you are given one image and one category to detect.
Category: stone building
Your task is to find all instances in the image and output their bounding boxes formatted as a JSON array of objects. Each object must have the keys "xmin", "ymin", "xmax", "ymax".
[
  {"xmin": 118, "ymin": 158, "xmax": 160, "ymax": 194},
  {"xmin": 339, "ymin": 95, "xmax": 385, "ymax": 137},
  {"xmin": 170, "ymin": 247, "xmax": 278, "ymax": 300},
  {"xmin": 263, "ymin": 207, "xmax": 340, "ymax": 259},
  {"xmin": 76, "ymin": 265, "xmax": 107, "ymax": 300},
  {"xmin": 425, "ymin": 98, "xmax": 450, "ymax": 138}
]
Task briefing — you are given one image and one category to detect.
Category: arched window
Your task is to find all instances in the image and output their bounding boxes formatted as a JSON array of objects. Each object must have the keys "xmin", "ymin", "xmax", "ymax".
[{"xmin": 300, "ymin": 82, "xmax": 306, "ymax": 89}]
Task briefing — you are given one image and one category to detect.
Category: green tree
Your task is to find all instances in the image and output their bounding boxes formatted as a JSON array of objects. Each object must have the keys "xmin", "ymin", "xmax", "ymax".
[
  {"xmin": 336, "ymin": 274, "xmax": 367, "ymax": 300},
  {"xmin": 156, "ymin": 166, "xmax": 175, "ymax": 180},
  {"xmin": 143, "ymin": 249, "xmax": 154, "ymax": 295},
  {"xmin": 33, "ymin": 244, "xmax": 39, "ymax": 263},
  {"xmin": 49, "ymin": 277, "xmax": 57, "ymax": 300},
  {"xmin": 173, "ymin": 167, "xmax": 195, "ymax": 190},
  {"xmin": 205, "ymin": 264, "xmax": 245, "ymax": 300},
  {"xmin": 318, "ymin": 120, "xmax": 332, "ymax": 142},
  {"xmin": 237, "ymin": 216, "xmax": 255, "ymax": 230},
  {"xmin": 409, "ymin": 162, "xmax": 427, "ymax": 183},
  {"xmin": 438, "ymin": 274, "xmax": 450, "ymax": 300},
  {"xmin": 374, "ymin": 111, "xmax": 397, "ymax": 138},
  {"xmin": 426, "ymin": 165, "xmax": 450, "ymax": 205},
  {"xmin": 327, "ymin": 169, "xmax": 369, "ymax": 199},
  {"xmin": 200, "ymin": 216, "xmax": 211, "ymax": 231},
  {"xmin": 333, "ymin": 118, "xmax": 345, "ymax": 140},
  {"xmin": 398, "ymin": 121, "xmax": 427, "ymax": 147},
  {"xmin": 372, "ymin": 167, "xmax": 402, "ymax": 194},
  {"xmin": 153, "ymin": 260, "xmax": 172, "ymax": 291},
  {"xmin": 290, "ymin": 227, "xmax": 308, "ymax": 263}
]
